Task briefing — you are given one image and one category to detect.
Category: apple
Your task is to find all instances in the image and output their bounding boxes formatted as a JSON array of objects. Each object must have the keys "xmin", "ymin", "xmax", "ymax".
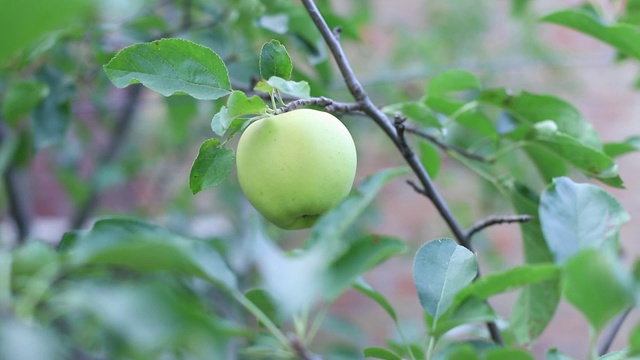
[{"xmin": 235, "ymin": 109, "xmax": 357, "ymax": 229}]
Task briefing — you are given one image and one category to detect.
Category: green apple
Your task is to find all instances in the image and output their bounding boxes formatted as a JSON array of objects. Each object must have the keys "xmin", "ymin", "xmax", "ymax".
[{"xmin": 236, "ymin": 109, "xmax": 357, "ymax": 230}]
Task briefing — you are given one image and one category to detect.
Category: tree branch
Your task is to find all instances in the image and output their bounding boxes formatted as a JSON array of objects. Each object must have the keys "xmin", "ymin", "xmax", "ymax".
[
  {"xmin": 70, "ymin": 84, "xmax": 144, "ymax": 229},
  {"xmin": 0, "ymin": 117, "xmax": 31, "ymax": 245},
  {"xmin": 273, "ymin": 97, "xmax": 362, "ymax": 115},
  {"xmin": 466, "ymin": 215, "xmax": 533, "ymax": 240},
  {"xmin": 404, "ymin": 124, "xmax": 490, "ymax": 163},
  {"xmin": 598, "ymin": 306, "xmax": 633, "ymax": 355},
  {"xmin": 299, "ymin": 0, "xmax": 503, "ymax": 346}
]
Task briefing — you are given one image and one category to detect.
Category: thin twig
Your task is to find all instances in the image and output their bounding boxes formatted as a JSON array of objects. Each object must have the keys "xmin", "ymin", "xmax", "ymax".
[
  {"xmin": 273, "ymin": 97, "xmax": 362, "ymax": 115},
  {"xmin": 404, "ymin": 125, "xmax": 490, "ymax": 163},
  {"xmin": 70, "ymin": 84, "xmax": 144, "ymax": 230},
  {"xmin": 299, "ymin": 0, "xmax": 504, "ymax": 346},
  {"xmin": 466, "ymin": 215, "xmax": 533, "ymax": 240},
  {"xmin": 598, "ymin": 306, "xmax": 633, "ymax": 355},
  {"xmin": 289, "ymin": 335, "xmax": 323, "ymax": 360},
  {"xmin": 0, "ymin": 117, "xmax": 31, "ymax": 245}
]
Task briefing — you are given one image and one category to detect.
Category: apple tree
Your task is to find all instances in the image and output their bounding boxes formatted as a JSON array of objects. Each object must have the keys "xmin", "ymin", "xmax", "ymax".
[{"xmin": 1, "ymin": 0, "xmax": 640, "ymax": 359}]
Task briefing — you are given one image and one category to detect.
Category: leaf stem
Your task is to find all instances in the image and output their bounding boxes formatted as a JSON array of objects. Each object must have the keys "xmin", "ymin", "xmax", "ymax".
[{"xmin": 233, "ymin": 291, "xmax": 291, "ymax": 350}]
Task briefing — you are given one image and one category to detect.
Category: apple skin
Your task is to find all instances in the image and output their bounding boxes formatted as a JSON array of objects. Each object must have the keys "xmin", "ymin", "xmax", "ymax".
[{"xmin": 236, "ymin": 109, "xmax": 357, "ymax": 230}]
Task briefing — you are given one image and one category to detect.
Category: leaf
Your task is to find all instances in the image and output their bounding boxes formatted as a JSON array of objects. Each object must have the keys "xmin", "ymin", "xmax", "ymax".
[
  {"xmin": 189, "ymin": 139, "xmax": 235, "ymax": 194},
  {"xmin": 388, "ymin": 101, "xmax": 441, "ymax": 128},
  {"xmin": 629, "ymin": 323, "xmax": 640, "ymax": 356},
  {"xmin": 0, "ymin": 318, "xmax": 63, "ymax": 360},
  {"xmin": 419, "ymin": 141, "xmax": 441, "ymax": 179},
  {"xmin": 541, "ymin": 8, "xmax": 640, "ymax": 60},
  {"xmin": 0, "ymin": 0, "xmax": 92, "ymax": 65},
  {"xmin": 485, "ymin": 348, "xmax": 534, "ymax": 360},
  {"xmin": 563, "ymin": 249, "xmax": 633, "ymax": 332},
  {"xmin": 0, "ymin": 252, "xmax": 10, "ymax": 307},
  {"xmin": 430, "ymin": 297, "xmax": 496, "ymax": 338},
  {"xmin": 323, "ymin": 235, "xmax": 406, "ymax": 300},
  {"xmin": 65, "ymin": 217, "xmax": 237, "ymax": 291},
  {"xmin": 353, "ymin": 279, "xmax": 398, "ymax": 323},
  {"xmin": 456, "ymin": 264, "xmax": 560, "ymax": 303},
  {"xmin": 413, "ymin": 238, "xmax": 477, "ymax": 321},
  {"xmin": 363, "ymin": 347, "xmax": 402, "ymax": 360},
  {"xmin": 520, "ymin": 128, "xmax": 623, "ymax": 188},
  {"xmin": 427, "ymin": 69, "xmax": 481, "ymax": 97},
  {"xmin": 211, "ymin": 91, "xmax": 266, "ymax": 136},
  {"xmin": 32, "ymin": 66, "xmax": 75, "ymax": 149},
  {"xmin": 104, "ymin": 38, "xmax": 231, "ymax": 100},
  {"xmin": 260, "ymin": 40, "xmax": 292, "ymax": 80},
  {"xmin": 2, "ymin": 80, "xmax": 49, "ymax": 126},
  {"xmin": 539, "ymin": 177, "xmax": 629, "ymax": 264},
  {"xmin": 265, "ymin": 76, "xmax": 310, "ymax": 99},
  {"xmin": 546, "ymin": 348, "xmax": 575, "ymax": 360},
  {"xmin": 479, "ymin": 89, "xmax": 601, "ymax": 149},
  {"xmin": 306, "ymin": 168, "xmax": 409, "ymax": 253},
  {"xmin": 604, "ymin": 136, "xmax": 640, "ymax": 158},
  {"xmin": 245, "ymin": 288, "xmax": 281, "ymax": 327}
]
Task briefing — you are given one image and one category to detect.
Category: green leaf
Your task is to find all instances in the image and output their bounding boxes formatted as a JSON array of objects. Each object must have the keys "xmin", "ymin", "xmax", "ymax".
[
  {"xmin": 104, "ymin": 38, "xmax": 231, "ymax": 100},
  {"xmin": 413, "ymin": 238, "xmax": 477, "ymax": 321},
  {"xmin": 265, "ymin": 76, "xmax": 311, "ymax": 99},
  {"xmin": 324, "ymin": 235, "xmax": 406, "ymax": 300},
  {"xmin": 245, "ymin": 288, "xmax": 281, "ymax": 327},
  {"xmin": 563, "ymin": 249, "xmax": 633, "ymax": 332},
  {"xmin": 0, "ymin": 318, "xmax": 63, "ymax": 360},
  {"xmin": 479, "ymin": 89, "xmax": 601, "ymax": 149},
  {"xmin": 189, "ymin": 139, "xmax": 235, "ymax": 194},
  {"xmin": 599, "ymin": 349, "xmax": 629, "ymax": 360},
  {"xmin": 65, "ymin": 217, "xmax": 237, "ymax": 291},
  {"xmin": 260, "ymin": 40, "xmax": 293, "ymax": 80},
  {"xmin": 385, "ymin": 101, "xmax": 441, "ymax": 128},
  {"xmin": 457, "ymin": 264, "xmax": 560, "ymax": 303},
  {"xmin": 427, "ymin": 69, "xmax": 481, "ymax": 97},
  {"xmin": 604, "ymin": 136, "xmax": 640, "ymax": 158},
  {"xmin": 519, "ymin": 128, "xmax": 623, "ymax": 188},
  {"xmin": 363, "ymin": 347, "xmax": 402, "ymax": 360},
  {"xmin": 419, "ymin": 141, "xmax": 441, "ymax": 179},
  {"xmin": 0, "ymin": 0, "xmax": 92, "ymax": 65},
  {"xmin": 629, "ymin": 323, "xmax": 640, "ymax": 356},
  {"xmin": 306, "ymin": 167, "xmax": 409, "ymax": 253},
  {"xmin": 524, "ymin": 145, "xmax": 568, "ymax": 183},
  {"xmin": 211, "ymin": 91, "xmax": 266, "ymax": 136},
  {"xmin": 32, "ymin": 66, "xmax": 75, "ymax": 149},
  {"xmin": 2, "ymin": 80, "xmax": 49, "ymax": 126},
  {"xmin": 353, "ymin": 279, "xmax": 398, "ymax": 322},
  {"xmin": 0, "ymin": 252, "xmax": 10, "ymax": 307},
  {"xmin": 539, "ymin": 177, "xmax": 629, "ymax": 264},
  {"xmin": 430, "ymin": 297, "xmax": 496, "ymax": 338},
  {"xmin": 485, "ymin": 348, "xmax": 534, "ymax": 360},
  {"xmin": 542, "ymin": 8, "xmax": 640, "ymax": 60}
]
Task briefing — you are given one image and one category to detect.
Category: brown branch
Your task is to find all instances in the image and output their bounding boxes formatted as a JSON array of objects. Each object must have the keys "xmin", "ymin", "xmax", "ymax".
[
  {"xmin": 299, "ymin": 0, "xmax": 503, "ymax": 346},
  {"xmin": 70, "ymin": 84, "xmax": 144, "ymax": 230},
  {"xmin": 273, "ymin": 97, "xmax": 362, "ymax": 115},
  {"xmin": 598, "ymin": 306, "xmax": 633, "ymax": 355},
  {"xmin": 466, "ymin": 215, "xmax": 533, "ymax": 240},
  {"xmin": 404, "ymin": 125, "xmax": 490, "ymax": 163},
  {"xmin": 289, "ymin": 335, "xmax": 323, "ymax": 360}
]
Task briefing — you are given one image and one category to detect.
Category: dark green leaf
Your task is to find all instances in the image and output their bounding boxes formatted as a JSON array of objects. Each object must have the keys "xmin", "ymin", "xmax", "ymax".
[
  {"xmin": 542, "ymin": 8, "xmax": 640, "ymax": 60},
  {"xmin": 65, "ymin": 217, "xmax": 237, "ymax": 291},
  {"xmin": 2, "ymin": 80, "xmax": 49, "ymax": 126},
  {"xmin": 260, "ymin": 40, "xmax": 293, "ymax": 80},
  {"xmin": 427, "ymin": 70, "xmax": 481, "ymax": 97},
  {"xmin": 32, "ymin": 66, "xmax": 75, "ymax": 149},
  {"xmin": 353, "ymin": 279, "xmax": 398, "ymax": 322},
  {"xmin": 539, "ymin": 177, "xmax": 629, "ymax": 264},
  {"xmin": 324, "ymin": 235, "xmax": 406, "ymax": 300},
  {"xmin": 629, "ymin": 323, "xmax": 640, "ymax": 356},
  {"xmin": 563, "ymin": 249, "xmax": 633, "ymax": 332},
  {"xmin": 456, "ymin": 264, "xmax": 560, "ymax": 303},
  {"xmin": 546, "ymin": 348, "xmax": 575, "ymax": 360},
  {"xmin": 604, "ymin": 136, "xmax": 640, "ymax": 158},
  {"xmin": 0, "ymin": 0, "xmax": 92, "ymax": 65},
  {"xmin": 524, "ymin": 145, "xmax": 568, "ymax": 183},
  {"xmin": 189, "ymin": 139, "xmax": 235, "ymax": 194},
  {"xmin": 479, "ymin": 89, "xmax": 601, "ymax": 149},
  {"xmin": 431, "ymin": 297, "xmax": 496, "ymax": 338},
  {"xmin": 363, "ymin": 347, "xmax": 402, "ymax": 360},
  {"xmin": 104, "ymin": 38, "xmax": 231, "ymax": 100},
  {"xmin": 485, "ymin": 348, "xmax": 534, "ymax": 360},
  {"xmin": 413, "ymin": 238, "xmax": 477, "ymax": 321},
  {"xmin": 419, "ymin": 141, "xmax": 440, "ymax": 179}
]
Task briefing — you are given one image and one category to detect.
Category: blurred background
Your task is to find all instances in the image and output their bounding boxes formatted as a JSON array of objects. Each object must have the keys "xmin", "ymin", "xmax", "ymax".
[{"xmin": 2, "ymin": 0, "xmax": 639, "ymax": 358}]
